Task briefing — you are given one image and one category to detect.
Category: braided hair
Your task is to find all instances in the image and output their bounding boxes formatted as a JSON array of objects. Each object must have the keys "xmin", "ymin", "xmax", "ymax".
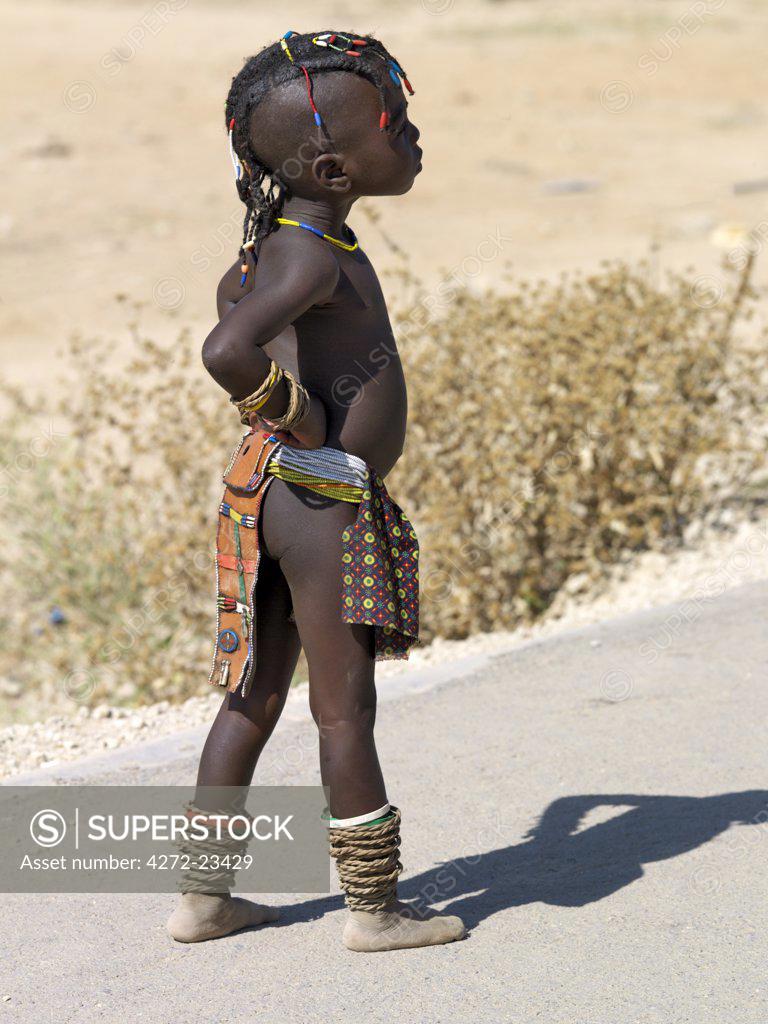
[{"xmin": 225, "ymin": 30, "xmax": 413, "ymax": 285}]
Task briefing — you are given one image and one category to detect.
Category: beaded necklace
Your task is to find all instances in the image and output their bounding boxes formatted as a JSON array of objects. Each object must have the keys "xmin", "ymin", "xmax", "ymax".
[{"xmin": 276, "ymin": 217, "xmax": 359, "ymax": 252}]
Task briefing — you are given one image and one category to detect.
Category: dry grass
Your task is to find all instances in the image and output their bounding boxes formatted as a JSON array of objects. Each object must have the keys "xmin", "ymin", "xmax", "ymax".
[
  {"xmin": 0, "ymin": 260, "xmax": 764, "ymax": 716},
  {"xmin": 390, "ymin": 257, "xmax": 766, "ymax": 636},
  {"xmin": 0, "ymin": 324, "xmax": 236, "ymax": 712}
]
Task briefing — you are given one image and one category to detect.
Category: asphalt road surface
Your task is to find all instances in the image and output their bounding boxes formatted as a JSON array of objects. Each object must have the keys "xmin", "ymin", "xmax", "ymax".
[{"xmin": 2, "ymin": 581, "xmax": 766, "ymax": 1023}]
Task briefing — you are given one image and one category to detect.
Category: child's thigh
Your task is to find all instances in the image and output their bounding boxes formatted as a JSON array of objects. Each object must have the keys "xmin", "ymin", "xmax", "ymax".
[
  {"xmin": 231, "ymin": 550, "xmax": 300, "ymax": 712},
  {"xmin": 261, "ymin": 479, "xmax": 375, "ymax": 709}
]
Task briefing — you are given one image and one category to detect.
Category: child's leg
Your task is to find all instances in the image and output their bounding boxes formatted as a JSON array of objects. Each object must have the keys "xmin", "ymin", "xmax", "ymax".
[
  {"xmin": 262, "ymin": 480, "xmax": 464, "ymax": 951},
  {"xmin": 261, "ymin": 479, "xmax": 385, "ymax": 817},
  {"xmin": 196, "ymin": 551, "xmax": 301, "ymax": 789},
  {"xmin": 281, "ymin": 537, "xmax": 387, "ymax": 819},
  {"xmin": 167, "ymin": 551, "xmax": 299, "ymax": 944}
]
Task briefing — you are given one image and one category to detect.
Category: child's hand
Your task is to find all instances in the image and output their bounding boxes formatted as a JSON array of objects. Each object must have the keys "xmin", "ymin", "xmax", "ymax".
[{"xmin": 249, "ymin": 392, "xmax": 327, "ymax": 449}]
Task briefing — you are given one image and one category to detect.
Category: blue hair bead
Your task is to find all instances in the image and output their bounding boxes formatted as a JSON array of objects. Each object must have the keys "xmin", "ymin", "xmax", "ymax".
[
  {"xmin": 314, "ymin": 111, "xmax": 322, "ymax": 126},
  {"xmin": 389, "ymin": 67, "xmax": 400, "ymax": 85},
  {"xmin": 240, "ymin": 272, "xmax": 248, "ymax": 287}
]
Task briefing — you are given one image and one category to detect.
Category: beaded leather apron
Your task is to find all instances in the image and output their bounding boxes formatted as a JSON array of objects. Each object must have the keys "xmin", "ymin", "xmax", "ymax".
[{"xmin": 208, "ymin": 432, "xmax": 420, "ymax": 698}]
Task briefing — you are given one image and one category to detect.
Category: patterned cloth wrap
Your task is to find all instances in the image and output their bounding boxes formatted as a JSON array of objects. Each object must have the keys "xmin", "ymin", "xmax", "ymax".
[{"xmin": 209, "ymin": 431, "xmax": 419, "ymax": 697}]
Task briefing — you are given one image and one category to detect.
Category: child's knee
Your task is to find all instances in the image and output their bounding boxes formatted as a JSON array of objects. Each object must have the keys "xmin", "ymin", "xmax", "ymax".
[
  {"xmin": 310, "ymin": 691, "xmax": 377, "ymax": 739},
  {"xmin": 228, "ymin": 686, "xmax": 286, "ymax": 730}
]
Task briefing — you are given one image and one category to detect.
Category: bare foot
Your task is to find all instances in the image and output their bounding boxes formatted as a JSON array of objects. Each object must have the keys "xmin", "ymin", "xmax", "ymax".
[
  {"xmin": 167, "ymin": 893, "xmax": 279, "ymax": 943},
  {"xmin": 342, "ymin": 899, "xmax": 465, "ymax": 953}
]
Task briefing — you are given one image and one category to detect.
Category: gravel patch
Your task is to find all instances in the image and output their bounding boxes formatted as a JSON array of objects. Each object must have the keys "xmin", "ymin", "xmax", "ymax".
[{"xmin": 2, "ymin": 508, "xmax": 765, "ymax": 780}]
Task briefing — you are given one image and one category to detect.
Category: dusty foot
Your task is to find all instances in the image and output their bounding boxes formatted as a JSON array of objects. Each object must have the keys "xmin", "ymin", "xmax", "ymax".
[
  {"xmin": 167, "ymin": 893, "xmax": 279, "ymax": 943},
  {"xmin": 342, "ymin": 899, "xmax": 466, "ymax": 952}
]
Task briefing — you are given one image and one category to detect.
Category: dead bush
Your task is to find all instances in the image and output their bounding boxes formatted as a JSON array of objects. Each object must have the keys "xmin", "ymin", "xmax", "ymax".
[{"xmin": 0, "ymin": 259, "xmax": 764, "ymax": 715}]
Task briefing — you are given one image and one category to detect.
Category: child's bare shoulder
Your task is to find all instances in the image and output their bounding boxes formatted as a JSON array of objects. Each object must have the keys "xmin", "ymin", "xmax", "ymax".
[{"xmin": 216, "ymin": 230, "xmax": 340, "ymax": 319}]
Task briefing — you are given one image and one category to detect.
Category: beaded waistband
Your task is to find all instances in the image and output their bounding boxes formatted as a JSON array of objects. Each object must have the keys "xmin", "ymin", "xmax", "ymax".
[{"xmin": 265, "ymin": 441, "xmax": 370, "ymax": 503}]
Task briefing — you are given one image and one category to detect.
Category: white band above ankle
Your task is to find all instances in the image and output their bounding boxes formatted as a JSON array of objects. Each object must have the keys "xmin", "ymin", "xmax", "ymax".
[{"xmin": 326, "ymin": 802, "xmax": 391, "ymax": 828}]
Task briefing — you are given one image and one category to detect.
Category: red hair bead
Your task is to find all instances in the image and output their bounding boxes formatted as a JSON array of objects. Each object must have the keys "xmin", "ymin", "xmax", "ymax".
[{"xmin": 379, "ymin": 111, "xmax": 389, "ymax": 130}]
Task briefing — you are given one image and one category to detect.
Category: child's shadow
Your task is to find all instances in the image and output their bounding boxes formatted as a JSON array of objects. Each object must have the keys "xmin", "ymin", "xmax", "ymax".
[{"xmin": 279, "ymin": 790, "xmax": 768, "ymax": 931}]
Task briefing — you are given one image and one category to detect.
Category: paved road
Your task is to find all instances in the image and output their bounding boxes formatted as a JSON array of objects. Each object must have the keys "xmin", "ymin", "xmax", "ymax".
[{"xmin": 2, "ymin": 581, "xmax": 766, "ymax": 1023}]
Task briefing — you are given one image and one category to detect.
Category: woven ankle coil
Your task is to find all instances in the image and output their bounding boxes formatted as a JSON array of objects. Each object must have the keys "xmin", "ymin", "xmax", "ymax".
[
  {"xmin": 175, "ymin": 803, "xmax": 252, "ymax": 895},
  {"xmin": 327, "ymin": 805, "xmax": 403, "ymax": 911}
]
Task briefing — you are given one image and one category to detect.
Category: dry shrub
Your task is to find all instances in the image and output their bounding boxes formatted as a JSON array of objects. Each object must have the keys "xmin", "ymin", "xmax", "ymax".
[
  {"xmin": 0, "ymin": 326, "xmax": 237, "ymax": 712},
  {"xmin": 0, "ymin": 260, "xmax": 764, "ymax": 714},
  {"xmin": 390, "ymin": 258, "xmax": 766, "ymax": 638}
]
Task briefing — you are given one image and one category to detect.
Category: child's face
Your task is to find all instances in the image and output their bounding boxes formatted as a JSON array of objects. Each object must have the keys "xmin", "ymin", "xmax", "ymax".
[{"xmin": 337, "ymin": 76, "xmax": 422, "ymax": 198}]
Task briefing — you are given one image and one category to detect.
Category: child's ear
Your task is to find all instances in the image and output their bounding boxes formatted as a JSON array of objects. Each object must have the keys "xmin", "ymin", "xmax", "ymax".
[{"xmin": 312, "ymin": 153, "xmax": 352, "ymax": 193}]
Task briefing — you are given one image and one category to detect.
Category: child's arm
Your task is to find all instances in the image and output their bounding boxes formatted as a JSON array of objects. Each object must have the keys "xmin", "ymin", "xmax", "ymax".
[
  {"xmin": 216, "ymin": 257, "xmax": 253, "ymax": 319},
  {"xmin": 203, "ymin": 247, "xmax": 339, "ymax": 448}
]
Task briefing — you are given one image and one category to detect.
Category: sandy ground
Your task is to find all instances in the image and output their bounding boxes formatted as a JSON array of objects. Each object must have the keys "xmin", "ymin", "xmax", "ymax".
[
  {"xmin": 1, "ymin": 0, "xmax": 766, "ymax": 741},
  {"xmin": 3, "ymin": 0, "xmax": 768, "ymax": 752},
  {"xmin": 3, "ymin": 0, "xmax": 768, "ymax": 387}
]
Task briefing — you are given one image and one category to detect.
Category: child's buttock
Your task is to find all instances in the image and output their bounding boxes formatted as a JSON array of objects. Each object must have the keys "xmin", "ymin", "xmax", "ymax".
[{"xmin": 259, "ymin": 476, "xmax": 359, "ymax": 566}]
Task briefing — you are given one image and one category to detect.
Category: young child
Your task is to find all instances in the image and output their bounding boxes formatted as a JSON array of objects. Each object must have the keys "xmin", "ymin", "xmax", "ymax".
[{"xmin": 167, "ymin": 30, "xmax": 465, "ymax": 953}]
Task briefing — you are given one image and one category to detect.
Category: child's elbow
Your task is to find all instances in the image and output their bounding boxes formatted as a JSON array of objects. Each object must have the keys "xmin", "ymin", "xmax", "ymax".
[{"xmin": 201, "ymin": 327, "xmax": 234, "ymax": 380}]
